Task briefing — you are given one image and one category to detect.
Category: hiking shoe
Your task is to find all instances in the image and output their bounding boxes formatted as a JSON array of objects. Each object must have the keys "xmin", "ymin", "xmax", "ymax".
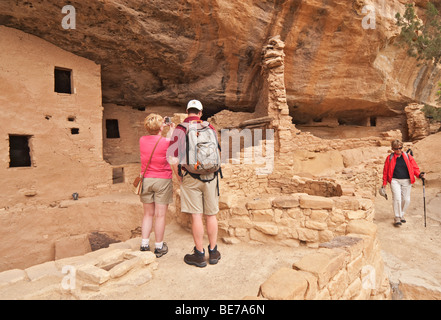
[
  {"xmin": 140, "ymin": 244, "xmax": 150, "ymax": 252},
  {"xmin": 184, "ymin": 247, "xmax": 207, "ymax": 268},
  {"xmin": 154, "ymin": 242, "xmax": 168, "ymax": 258},
  {"xmin": 208, "ymin": 244, "xmax": 221, "ymax": 265},
  {"xmin": 401, "ymin": 218, "xmax": 406, "ymax": 223},
  {"xmin": 394, "ymin": 217, "xmax": 402, "ymax": 226}
]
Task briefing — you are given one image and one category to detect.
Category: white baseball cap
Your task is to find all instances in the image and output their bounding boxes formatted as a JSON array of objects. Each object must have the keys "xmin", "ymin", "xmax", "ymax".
[{"xmin": 186, "ymin": 99, "xmax": 203, "ymax": 111}]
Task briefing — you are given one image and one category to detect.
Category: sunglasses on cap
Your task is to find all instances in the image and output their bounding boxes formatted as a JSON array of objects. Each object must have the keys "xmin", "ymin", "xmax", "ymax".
[{"xmin": 392, "ymin": 146, "xmax": 403, "ymax": 150}]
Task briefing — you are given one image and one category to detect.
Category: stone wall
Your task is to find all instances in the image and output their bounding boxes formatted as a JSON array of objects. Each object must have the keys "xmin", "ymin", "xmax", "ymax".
[
  {"xmin": 103, "ymin": 103, "xmax": 181, "ymax": 166},
  {"xmin": 176, "ymin": 190, "xmax": 375, "ymax": 248},
  {"xmin": 103, "ymin": 104, "xmax": 146, "ymax": 165},
  {"xmin": 405, "ymin": 103, "xmax": 431, "ymax": 141},
  {"xmin": 0, "ymin": 26, "xmax": 111, "ymax": 208},
  {"xmin": 0, "ymin": 194, "xmax": 142, "ymax": 272},
  {"xmin": 258, "ymin": 231, "xmax": 391, "ymax": 300}
]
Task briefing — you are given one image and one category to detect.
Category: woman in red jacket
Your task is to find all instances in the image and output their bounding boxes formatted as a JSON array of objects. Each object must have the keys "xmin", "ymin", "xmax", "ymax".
[{"xmin": 382, "ymin": 140, "xmax": 426, "ymax": 226}]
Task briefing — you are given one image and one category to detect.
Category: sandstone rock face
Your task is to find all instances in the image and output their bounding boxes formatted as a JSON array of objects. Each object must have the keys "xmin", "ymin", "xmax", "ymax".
[
  {"xmin": 1, "ymin": 0, "xmax": 440, "ymax": 119},
  {"xmin": 405, "ymin": 103, "xmax": 430, "ymax": 141}
]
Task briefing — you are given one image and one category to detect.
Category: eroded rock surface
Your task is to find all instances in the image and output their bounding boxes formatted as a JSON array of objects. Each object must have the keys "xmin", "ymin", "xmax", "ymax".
[{"xmin": 1, "ymin": 0, "xmax": 440, "ymax": 119}]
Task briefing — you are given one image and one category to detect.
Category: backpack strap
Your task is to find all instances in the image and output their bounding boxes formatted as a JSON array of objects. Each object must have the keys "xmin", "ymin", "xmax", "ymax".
[
  {"xmin": 389, "ymin": 151, "xmax": 410, "ymax": 162},
  {"xmin": 177, "ymin": 120, "xmax": 223, "ymax": 185}
]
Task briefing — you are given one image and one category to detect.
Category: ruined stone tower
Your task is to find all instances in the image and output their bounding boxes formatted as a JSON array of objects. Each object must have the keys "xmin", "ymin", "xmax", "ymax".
[{"xmin": 255, "ymin": 35, "xmax": 299, "ymax": 154}]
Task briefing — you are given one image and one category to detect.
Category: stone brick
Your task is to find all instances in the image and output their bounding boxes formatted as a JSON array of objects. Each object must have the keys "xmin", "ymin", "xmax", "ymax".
[
  {"xmin": 297, "ymin": 228, "xmax": 319, "ymax": 242},
  {"xmin": 259, "ymin": 267, "xmax": 308, "ymax": 300},
  {"xmin": 235, "ymin": 228, "xmax": 248, "ymax": 237},
  {"xmin": 347, "ymin": 254, "xmax": 363, "ymax": 283},
  {"xmin": 24, "ymin": 261, "xmax": 60, "ymax": 281},
  {"xmin": 330, "ymin": 209, "xmax": 346, "ymax": 224},
  {"xmin": 358, "ymin": 198, "xmax": 374, "ymax": 210},
  {"xmin": 293, "ymin": 248, "xmax": 348, "ymax": 289},
  {"xmin": 272, "ymin": 195, "xmax": 300, "ymax": 208},
  {"xmin": 278, "ymin": 226, "xmax": 299, "ymax": 239},
  {"xmin": 77, "ymin": 264, "xmax": 110, "ymax": 285},
  {"xmin": 347, "ymin": 233, "xmax": 375, "ymax": 260},
  {"xmin": 287, "ymin": 207, "xmax": 303, "ymax": 219},
  {"xmin": 310, "ymin": 210, "xmax": 329, "ymax": 222},
  {"xmin": 347, "ymin": 220, "xmax": 377, "ymax": 237},
  {"xmin": 228, "ymin": 216, "xmax": 254, "ymax": 228},
  {"xmin": 114, "ymin": 268, "xmax": 153, "ymax": 287},
  {"xmin": 95, "ymin": 249, "xmax": 128, "ymax": 269},
  {"xmin": 346, "ymin": 210, "xmax": 366, "ymax": 220},
  {"xmin": 297, "ymin": 270, "xmax": 318, "ymax": 300},
  {"xmin": 245, "ymin": 198, "xmax": 272, "ymax": 210},
  {"xmin": 333, "ymin": 196, "xmax": 359, "ymax": 210},
  {"xmin": 124, "ymin": 251, "xmax": 156, "ymax": 265},
  {"xmin": 251, "ymin": 209, "xmax": 274, "ymax": 222},
  {"xmin": 0, "ymin": 269, "xmax": 27, "ymax": 287},
  {"xmin": 249, "ymin": 229, "xmax": 276, "ymax": 243},
  {"xmin": 327, "ymin": 269, "xmax": 349, "ymax": 299},
  {"xmin": 231, "ymin": 206, "xmax": 249, "ymax": 216},
  {"xmin": 299, "ymin": 195, "xmax": 333, "ymax": 210},
  {"xmin": 319, "ymin": 236, "xmax": 364, "ymax": 260},
  {"xmin": 305, "ymin": 220, "xmax": 327, "ymax": 231},
  {"xmin": 109, "ymin": 257, "xmax": 141, "ymax": 278},
  {"xmin": 343, "ymin": 278, "xmax": 362, "ymax": 300},
  {"xmin": 319, "ymin": 230, "xmax": 334, "ymax": 243},
  {"xmin": 254, "ymin": 222, "xmax": 278, "ymax": 235}
]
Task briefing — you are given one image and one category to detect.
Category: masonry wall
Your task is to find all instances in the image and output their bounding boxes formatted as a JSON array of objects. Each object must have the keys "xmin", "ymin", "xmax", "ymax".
[
  {"xmin": 103, "ymin": 104, "xmax": 145, "ymax": 166},
  {"xmin": 0, "ymin": 26, "xmax": 110, "ymax": 207},
  {"xmin": 215, "ymin": 193, "xmax": 374, "ymax": 248},
  {"xmin": 102, "ymin": 104, "xmax": 182, "ymax": 189},
  {"xmin": 0, "ymin": 27, "xmax": 145, "ymax": 272},
  {"xmin": 258, "ymin": 231, "xmax": 391, "ymax": 300}
]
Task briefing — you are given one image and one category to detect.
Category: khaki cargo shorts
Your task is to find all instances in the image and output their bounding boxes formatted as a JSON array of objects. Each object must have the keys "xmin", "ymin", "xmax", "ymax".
[
  {"xmin": 140, "ymin": 178, "xmax": 173, "ymax": 205},
  {"xmin": 180, "ymin": 174, "xmax": 219, "ymax": 215}
]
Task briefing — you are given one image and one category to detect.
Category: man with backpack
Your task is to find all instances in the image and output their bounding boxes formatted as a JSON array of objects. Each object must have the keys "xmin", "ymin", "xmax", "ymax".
[
  {"xmin": 167, "ymin": 100, "xmax": 222, "ymax": 267},
  {"xmin": 381, "ymin": 139, "xmax": 426, "ymax": 227}
]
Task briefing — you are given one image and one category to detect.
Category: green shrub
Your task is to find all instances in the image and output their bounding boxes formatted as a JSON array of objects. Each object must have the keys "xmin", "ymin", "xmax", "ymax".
[
  {"xmin": 422, "ymin": 104, "xmax": 441, "ymax": 121},
  {"xmin": 396, "ymin": 2, "xmax": 441, "ymax": 105}
]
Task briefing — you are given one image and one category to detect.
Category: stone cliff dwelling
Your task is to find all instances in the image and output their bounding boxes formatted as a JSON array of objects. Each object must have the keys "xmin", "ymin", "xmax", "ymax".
[{"xmin": 1, "ymin": 0, "xmax": 441, "ymax": 300}]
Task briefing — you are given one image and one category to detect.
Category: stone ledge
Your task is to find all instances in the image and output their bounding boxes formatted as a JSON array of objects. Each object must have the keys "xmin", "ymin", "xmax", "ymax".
[
  {"xmin": 0, "ymin": 236, "xmax": 157, "ymax": 299},
  {"xmin": 259, "ymin": 267, "xmax": 308, "ymax": 300}
]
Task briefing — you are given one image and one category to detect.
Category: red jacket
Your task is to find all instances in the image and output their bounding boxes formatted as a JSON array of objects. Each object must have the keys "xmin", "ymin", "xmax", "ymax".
[{"xmin": 382, "ymin": 152, "xmax": 421, "ymax": 186}]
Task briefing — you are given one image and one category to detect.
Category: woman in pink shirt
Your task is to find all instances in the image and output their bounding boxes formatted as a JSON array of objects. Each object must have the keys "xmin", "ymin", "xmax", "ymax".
[{"xmin": 139, "ymin": 113, "xmax": 174, "ymax": 257}]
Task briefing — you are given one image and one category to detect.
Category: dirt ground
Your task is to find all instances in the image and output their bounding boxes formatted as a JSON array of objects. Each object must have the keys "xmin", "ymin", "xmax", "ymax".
[
  {"xmin": 374, "ymin": 181, "xmax": 441, "ymax": 286},
  {"xmin": 101, "ymin": 181, "xmax": 441, "ymax": 300},
  {"xmin": 105, "ymin": 222, "xmax": 315, "ymax": 300}
]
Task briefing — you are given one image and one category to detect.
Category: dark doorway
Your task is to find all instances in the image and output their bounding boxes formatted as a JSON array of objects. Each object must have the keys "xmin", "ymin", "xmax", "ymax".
[
  {"xmin": 106, "ymin": 119, "xmax": 120, "ymax": 139},
  {"xmin": 9, "ymin": 135, "xmax": 31, "ymax": 167},
  {"xmin": 54, "ymin": 67, "xmax": 72, "ymax": 94}
]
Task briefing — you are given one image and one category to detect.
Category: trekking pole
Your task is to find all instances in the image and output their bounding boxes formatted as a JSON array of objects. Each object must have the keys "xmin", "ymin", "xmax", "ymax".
[{"xmin": 422, "ymin": 177, "xmax": 426, "ymax": 228}]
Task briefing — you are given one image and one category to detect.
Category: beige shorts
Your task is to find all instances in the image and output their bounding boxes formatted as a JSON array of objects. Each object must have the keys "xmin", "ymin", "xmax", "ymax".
[
  {"xmin": 180, "ymin": 174, "xmax": 219, "ymax": 215},
  {"xmin": 140, "ymin": 178, "xmax": 173, "ymax": 205}
]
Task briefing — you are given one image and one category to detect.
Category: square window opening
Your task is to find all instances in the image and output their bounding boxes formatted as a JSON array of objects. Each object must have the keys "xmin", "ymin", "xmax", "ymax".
[
  {"xmin": 54, "ymin": 67, "xmax": 72, "ymax": 94},
  {"xmin": 71, "ymin": 128, "xmax": 79, "ymax": 134},
  {"xmin": 106, "ymin": 119, "xmax": 120, "ymax": 139},
  {"xmin": 112, "ymin": 167, "xmax": 124, "ymax": 184},
  {"xmin": 9, "ymin": 135, "xmax": 32, "ymax": 168}
]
